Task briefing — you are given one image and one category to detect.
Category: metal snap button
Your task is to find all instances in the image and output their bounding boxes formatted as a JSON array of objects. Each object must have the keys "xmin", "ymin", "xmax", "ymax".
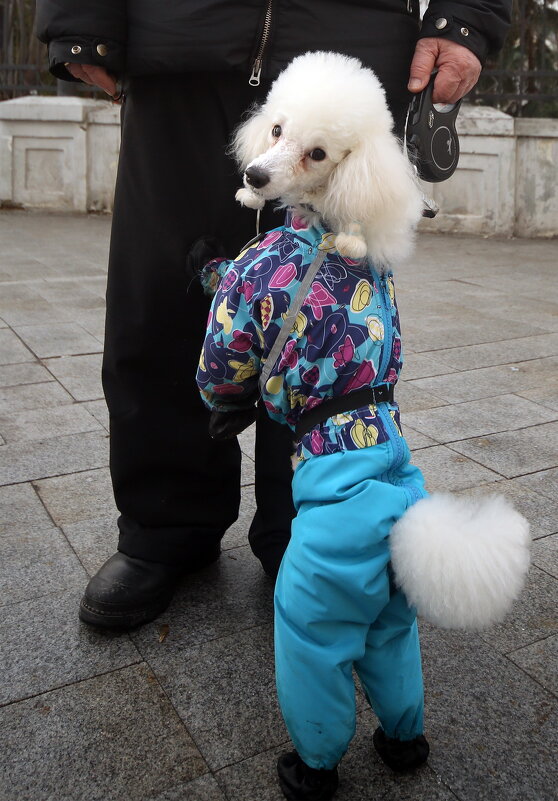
[
  {"xmin": 435, "ymin": 18, "xmax": 448, "ymax": 29},
  {"xmin": 96, "ymin": 44, "xmax": 108, "ymax": 56},
  {"xmin": 460, "ymin": 27, "xmax": 469, "ymax": 36},
  {"xmin": 71, "ymin": 45, "xmax": 81, "ymax": 55}
]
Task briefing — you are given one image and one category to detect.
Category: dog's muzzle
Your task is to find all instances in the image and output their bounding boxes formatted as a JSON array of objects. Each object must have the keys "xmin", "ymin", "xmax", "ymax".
[{"xmin": 245, "ymin": 166, "xmax": 270, "ymax": 189}]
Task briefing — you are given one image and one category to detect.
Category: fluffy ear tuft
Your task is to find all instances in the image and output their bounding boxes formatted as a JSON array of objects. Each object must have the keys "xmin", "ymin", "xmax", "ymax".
[
  {"xmin": 230, "ymin": 104, "xmax": 272, "ymax": 170},
  {"xmin": 320, "ymin": 134, "xmax": 423, "ymax": 265},
  {"xmin": 390, "ymin": 493, "xmax": 531, "ymax": 630}
]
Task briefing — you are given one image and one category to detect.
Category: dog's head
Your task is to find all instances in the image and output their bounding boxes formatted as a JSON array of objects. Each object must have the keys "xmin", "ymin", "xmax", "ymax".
[{"xmin": 232, "ymin": 51, "xmax": 423, "ymax": 265}]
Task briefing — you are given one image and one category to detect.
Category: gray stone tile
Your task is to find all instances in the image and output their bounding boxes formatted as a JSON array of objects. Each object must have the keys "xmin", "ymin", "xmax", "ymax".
[
  {"xmin": 405, "ymin": 314, "xmax": 549, "ymax": 354},
  {"xmin": 396, "ymin": 380, "xmax": 448, "ymax": 413},
  {"xmin": 0, "ymin": 403, "xmax": 102, "ymax": 443},
  {"xmin": 130, "ymin": 546, "xmax": 274, "ymax": 653},
  {"xmin": 238, "ymin": 422, "xmax": 256, "ymax": 459},
  {"xmin": 216, "ymin": 714, "xmax": 455, "ymax": 801},
  {"xmin": 448, "ymin": 420, "xmax": 558, "ymax": 478},
  {"xmin": 411, "ymin": 445, "xmax": 502, "ymax": 491},
  {"xmin": 222, "ymin": 485, "xmax": 257, "ymax": 550},
  {"xmin": 69, "ymin": 307, "xmax": 107, "ymax": 340},
  {"xmin": 85, "ymin": 399, "xmax": 109, "ymax": 430},
  {"xmin": 508, "ymin": 634, "xmax": 558, "ymax": 697},
  {"xmin": 410, "ymin": 357, "xmax": 558, "ymax": 405},
  {"xmin": 0, "ymin": 283, "xmax": 72, "ymax": 326},
  {"xmin": 149, "ymin": 774, "xmax": 227, "ymax": 801},
  {"xmin": 532, "ymin": 533, "xmax": 558, "ymax": 578},
  {"xmin": 402, "ymin": 425, "xmax": 438, "ymax": 451},
  {"xmin": 0, "ymin": 589, "xmax": 141, "ymax": 705},
  {"xmin": 457, "ymin": 478, "xmax": 558, "ymax": 540},
  {"xmin": 133, "ymin": 622, "xmax": 285, "ymax": 771},
  {"xmin": 0, "ymin": 664, "xmax": 208, "ymax": 801},
  {"xmin": 0, "ymin": 430, "xmax": 109, "ymax": 484},
  {"xmin": 433, "ymin": 332, "xmax": 558, "ymax": 371},
  {"xmin": 61, "ymin": 514, "xmax": 118, "ymax": 576},
  {"xmin": 43, "ymin": 353, "xmax": 103, "ymax": 401},
  {"xmin": 13, "ymin": 322, "xmax": 102, "ymax": 358},
  {"xmin": 0, "ymin": 482, "xmax": 52, "ymax": 535},
  {"xmin": 0, "ymin": 328, "xmax": 34, "ymax": 364},
  {"xmin": 516, "ymin": 466, "xmax": 558, "ymax": 501},
  {"xmin": 476, "ymin": 566, "xmax": 558, "ymax": 653},
  {"xmin": 241, "ymin": 452, "xmax": 255, "ymax": 486},
  {"xmin": 419, "ymin": 624, "xmax": 558, "ymax": 801},
  {"xmin": 0, "ymin": 380, "xmax": 73, "ymax": 414},
  {"xmin": 215, "ymin": 744, "xmax": 289, "ymax": 801},
  {"xmin": 0, "ymin": 361, "xmax": 55, "ymax": 388},
  {"xmin": 0, "ymin": 525, "xmax": 87, "ymax": 605},
  {"xmin": 518, "ymin": 375, "xmax": 558, "ymax": 412},
  {"xmin": 0, "ymin": 256, "xmax": 59, "ymax": 281},
  {"xmin": 404, "ymin": 394, "xmax": 558, "ymax": 444},
  {"xmin": 34, "ymin": 467, "xmax": 115, "ymax": 526},
  {"xmin": 400, "ymin": 352, "xmax": 457, "ymax": 381},
  {"xmin": 35, "ymin": 280, "xmax": 105, "ymax": 308}
]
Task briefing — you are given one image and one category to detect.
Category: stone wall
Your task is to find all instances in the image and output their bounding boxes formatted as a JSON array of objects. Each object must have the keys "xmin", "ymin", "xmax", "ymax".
[
  {"xmin": 0, "ymin": 95, "xmax": 556, "ymax": 237},
  {"xmin": 419, "ymin": 105, "xmax": 558, "ymax": 238},
  {"xmin": 0, "ymin": 96, "xmax": 119, "ymax": 213}
]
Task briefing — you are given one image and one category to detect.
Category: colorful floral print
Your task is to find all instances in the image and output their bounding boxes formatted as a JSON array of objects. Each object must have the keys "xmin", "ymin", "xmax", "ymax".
[{"xmin": 196, "ymin": 210, "xmax": 405, "ymax": 461}]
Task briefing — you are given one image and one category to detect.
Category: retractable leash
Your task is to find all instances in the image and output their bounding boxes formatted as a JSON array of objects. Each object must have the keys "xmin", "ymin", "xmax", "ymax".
[{"xmin": 404, "ymin": 72, "xmax": 463, "ymax": 217}]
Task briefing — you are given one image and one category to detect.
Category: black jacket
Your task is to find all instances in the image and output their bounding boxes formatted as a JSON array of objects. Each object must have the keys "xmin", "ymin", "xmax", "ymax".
[{"xmin": 36, "ymin": 0, "xmax": 512, "ymax": 84}]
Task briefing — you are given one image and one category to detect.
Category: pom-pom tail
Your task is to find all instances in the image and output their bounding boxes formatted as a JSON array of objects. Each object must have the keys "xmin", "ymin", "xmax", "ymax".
[{"xmin": 390, "ymin": 493, "xmax": 530, "ymax": 630}]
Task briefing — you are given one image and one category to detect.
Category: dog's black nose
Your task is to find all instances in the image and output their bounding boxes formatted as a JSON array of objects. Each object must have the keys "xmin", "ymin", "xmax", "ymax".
[{"xmin": 245, "ymin": 166, "xmax": 270, "ymax": 189}]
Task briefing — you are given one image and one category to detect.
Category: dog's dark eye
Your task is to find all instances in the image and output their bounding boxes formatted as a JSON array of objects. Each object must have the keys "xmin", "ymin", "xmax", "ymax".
[
  {"xmin": 309, "ymin": 148, "xmax": 326, "ymax": 161},
  {"xmin": 272, "ymin": 124, "xmax": 282, "ymax": 138}
]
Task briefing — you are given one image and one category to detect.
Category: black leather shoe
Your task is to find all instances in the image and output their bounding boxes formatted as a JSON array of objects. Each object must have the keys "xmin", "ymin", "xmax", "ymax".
[
  {"xmin": 373, "ymin": 727, "xmax": 430, "ymax": 772},
  {"xmin": 277, "ymin": 751, "xmax": 339, "ymax": 800},
  {"xmin": 79, "ymin": 549, "xmax": 219, "ymax": 630}
]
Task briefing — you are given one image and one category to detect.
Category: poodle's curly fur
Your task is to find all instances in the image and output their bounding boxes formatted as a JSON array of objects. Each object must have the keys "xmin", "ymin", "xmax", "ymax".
[
  {"xmin": 232, "ymin": 51, "xmax": 423, "ymax": 266},
  {"xmin": 229, "ymin": 52, "xmax": 531, "ymax": 630}
]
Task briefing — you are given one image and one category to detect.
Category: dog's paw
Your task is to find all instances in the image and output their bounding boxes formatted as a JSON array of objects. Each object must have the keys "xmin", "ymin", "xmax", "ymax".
[
  {"xmin": 335, "ymin": 232, "xmax": 368, "ymax": 260},
  {"xmin": 235, "ymin": 187, "xmax": 265, "ymax": 210}
]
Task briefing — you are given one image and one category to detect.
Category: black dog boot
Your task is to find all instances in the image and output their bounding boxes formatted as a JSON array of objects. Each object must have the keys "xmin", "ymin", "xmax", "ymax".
[
  {"xmin": 277, "ymin": 751, "xmax": 339, "ymax": 800},
  {"xmin": 373, "ymin": 727, "xmax": 430, "ymax": 772},
  {"xmin": 79, "ymin": 549, "xmax": 219, "ymax": 629}
]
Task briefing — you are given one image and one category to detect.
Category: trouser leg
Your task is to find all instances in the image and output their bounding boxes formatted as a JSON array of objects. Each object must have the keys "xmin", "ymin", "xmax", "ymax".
[
  {"xmin": 354, "ymin": 587, "xmax": 424, "ymax": 741},
  {"xmin": 103, "ymin": 72, "xmax": 295, "ymax": 567},
  {"xmin": 274, "ymin": 446, "xmax": 427, "ymax": 769}
]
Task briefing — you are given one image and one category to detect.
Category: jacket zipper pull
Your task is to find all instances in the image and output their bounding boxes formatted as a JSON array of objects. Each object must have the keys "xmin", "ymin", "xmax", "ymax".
[{"xmin": 249, "ymin": 59, "xmax": 262, "ymax": 87}]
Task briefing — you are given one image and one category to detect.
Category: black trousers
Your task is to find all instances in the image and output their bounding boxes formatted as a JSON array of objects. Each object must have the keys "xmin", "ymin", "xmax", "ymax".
[{"xmin": 102, "ymin": 34, "xmax": 417, "ymax": 568}]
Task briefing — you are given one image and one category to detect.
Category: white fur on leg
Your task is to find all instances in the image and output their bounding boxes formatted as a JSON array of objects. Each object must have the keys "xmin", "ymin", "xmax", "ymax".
[
  {"xmin": 335, "ymin": 223, "xmax": 367, "ymax": 259},
  {"xmin": 235, "ymin": 187, "xmax": 265, "ymax": 210},
  {"xmin": 390, "ymin": 493, "xmax": 530, "ymax": 630}
]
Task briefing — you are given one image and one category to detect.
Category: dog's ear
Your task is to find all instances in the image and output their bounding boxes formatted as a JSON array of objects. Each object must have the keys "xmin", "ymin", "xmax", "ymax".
[
  {"xmin": 320, "ymin": 133, "xmax": 423, "ymax": 265},
  {"xmin": 230, "ymin": 104, "xmax": 272, "ymax": 170}
]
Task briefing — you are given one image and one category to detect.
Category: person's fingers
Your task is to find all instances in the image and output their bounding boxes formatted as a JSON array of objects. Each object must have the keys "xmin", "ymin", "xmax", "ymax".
[
  {"xmin": 80, "ymin": 64, "xmax": 117, "ymax": 95},
  {"xmin": 408, "ymin": 38, "xmax": 482, "ymax": 103},
  {"xmin": 65, "ymin": 63, "xmax": 91, "ymax": 83},
  {"xmin": 432, "ymin": 64, "xmax": 464, "ymax": 105},
  {"xmin": 408, "ymin": 39, "xmax": 438, "ymax": 93},
  {"xmin": 63, "ymin": 63, "xmax": 117, "ymax": 96}
]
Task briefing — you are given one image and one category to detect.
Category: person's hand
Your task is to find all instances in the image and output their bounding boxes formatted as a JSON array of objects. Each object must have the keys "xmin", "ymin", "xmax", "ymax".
[
  {"xmin": 408, "ymin": 38, "xmax": 482, "ymax": 104},
  {"xmin": 64, "ymin": 63, "xmax": 118, "ymax": 97}
]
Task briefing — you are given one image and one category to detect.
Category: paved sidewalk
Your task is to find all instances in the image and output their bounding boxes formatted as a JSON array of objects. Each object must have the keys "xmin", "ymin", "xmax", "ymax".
[{"xmin": 0, "ymin": 209, "xmax": 557, "ymax": 801}]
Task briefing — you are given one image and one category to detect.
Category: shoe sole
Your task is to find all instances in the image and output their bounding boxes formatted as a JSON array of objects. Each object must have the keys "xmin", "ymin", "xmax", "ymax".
[{"xmin": 79, "ymin": 592, "xmax": 174, "ymax": 630}]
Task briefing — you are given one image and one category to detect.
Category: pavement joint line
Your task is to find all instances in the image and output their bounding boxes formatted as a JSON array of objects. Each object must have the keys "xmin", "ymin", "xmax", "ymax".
[
  {"xmin": 0, "ymin": 461, "xmax": 110, "ymax": 489},
  {"xmin": 0, "ymin": 658, "xmax": 145, "ymax": 711},
  {"xmin": 408, "ymin": 336, "xmax": 558, "ymax": 355},
  {"xmin": 29, "ymin": 479, "xmax": 94, "ymax": 577}
]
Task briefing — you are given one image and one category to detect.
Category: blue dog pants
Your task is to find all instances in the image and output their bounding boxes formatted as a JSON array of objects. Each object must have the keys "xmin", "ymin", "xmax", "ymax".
[{"xmin": 274, "ymin": 441, "xmax": 427, "ymax": 770}]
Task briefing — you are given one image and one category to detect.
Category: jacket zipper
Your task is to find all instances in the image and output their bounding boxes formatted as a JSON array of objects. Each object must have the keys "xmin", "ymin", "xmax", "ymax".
[
  {"xmin": 249, "ymin": 0, "xmax": 274, "ymax": 86},
  {"xmin": 374, "ymin": 270, "xmax": 394, "ymax": 385},
  {"xmin": 374, "ymin": 270, "xmax": 407, "ymax": 470}
]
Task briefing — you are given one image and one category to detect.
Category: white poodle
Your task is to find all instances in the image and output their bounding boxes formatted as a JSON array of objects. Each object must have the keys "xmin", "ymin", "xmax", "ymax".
[
  {"xmin": 233, "ymin": 50, "xmax": 423, "ymax": 266},
  {"xmin": 202, "ymin": 51, "xmax": 530, "ymax": 631}
]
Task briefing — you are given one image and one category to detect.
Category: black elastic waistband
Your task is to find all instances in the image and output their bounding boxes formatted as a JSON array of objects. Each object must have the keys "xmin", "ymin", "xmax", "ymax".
[{"xmin": 295, "ymin": 385, "xmax": 395, "ymax": 440}]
